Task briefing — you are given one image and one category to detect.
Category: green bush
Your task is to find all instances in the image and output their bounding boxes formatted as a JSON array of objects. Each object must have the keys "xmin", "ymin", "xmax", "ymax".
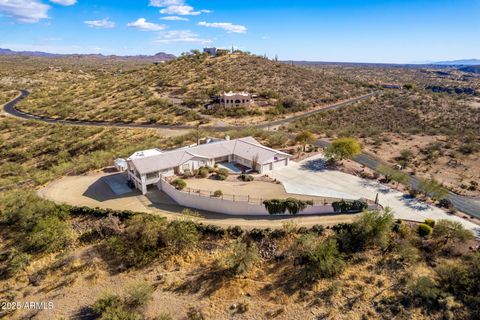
[
  {"xmin": 417, "ymin": 223, "xmax": 433, "ymax": 237},
  {"xmin": 25, "ymin": 216, "xmax": 71, "ymax": 253},
  {"xmin": 334, "ymin": 209, "xmax": 394, "ymax": 252},
  {"xmin": 224, "ymin": 240, "xmax": 260, "ymax": 275},
  {"xmin": 212, "ymin": 190, "xmax": 223, "ymax": 197},
  {"xmin": 424, "ymin": 219, "xmax": 435, "ymax": 228},
  {"xmin": 0, "ymin": 249, "xmax": 31, "ymax": 279},
  {"xmin": 410, "ymin": 276, "xmax": 445, "ymax": 307},
  {"xmin": 166, "ymin": 220, "xmax": 199, "ymax": 253},
  {"xmin": 92, "ymin": 292, "xmax": 139, "ymax": 320},
  {"xmin": 432, "ymin": 219, "xmax": 473, "ymax": 242},
  {"xmin": 238, "ymin": 174, "xmax": 254, "ymax": 182},
  {"xmin": 214, "ymin": 168, "xmax": 230, "ymax": 180},
  {"xmin": 332, "ymin": 199, "xmax": 368, "ymax": 213},
  {"xmin": 172, "ymin": 179, "xmax": 187, "ymax": 190},
  {"xmin": 197, "ymin": 167, "xmax": 210, "ymax": 178},
  {"xmin": 125, "ymin": 281, "xmax": 154, "ymax": 308},
  {"xmin": 107, "ymin": 215, "xmax": 167, "ymax": 267},
  {"xmin": 297, "ymin": 238, "xmax": 345, "ymax": 279},
  {"xmin": 263, "ymin": 198, "xmax": 310, "ymax": 215}
]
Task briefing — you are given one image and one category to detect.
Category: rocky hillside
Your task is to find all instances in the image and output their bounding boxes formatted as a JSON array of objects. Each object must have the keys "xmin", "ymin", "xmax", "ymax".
[{"xmin": 13, "ymin": 52, "xmax": 370, "ymax": 125}]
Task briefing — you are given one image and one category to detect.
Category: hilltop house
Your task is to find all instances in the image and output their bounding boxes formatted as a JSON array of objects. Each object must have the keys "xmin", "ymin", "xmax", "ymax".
[
  {"xmin": 124, "ymin": 137, "xmax": 291, "ymax": 194},
  {"xmin": 221, "ymin": 91, "xmax": 252, "ymax": 107}
]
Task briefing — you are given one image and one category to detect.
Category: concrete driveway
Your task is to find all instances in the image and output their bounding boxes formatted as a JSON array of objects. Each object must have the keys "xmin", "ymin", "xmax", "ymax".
[{"xmin": 269, "ymin": 154, "xmax": 480, "ymax": 235}]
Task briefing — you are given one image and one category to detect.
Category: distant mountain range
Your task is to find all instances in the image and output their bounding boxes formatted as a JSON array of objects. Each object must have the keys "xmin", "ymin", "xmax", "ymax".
[
  {"xmin": 0, "ymin": 48, "xmax": 176, "ymax": 61},
  {"xmin": 433, "ymin": 59, "xmax": 480, "ymax": 66}
]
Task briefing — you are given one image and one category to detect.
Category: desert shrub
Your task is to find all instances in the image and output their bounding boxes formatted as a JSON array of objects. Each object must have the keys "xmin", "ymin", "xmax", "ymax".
[
  {"xmin": 331, "ymin": 199, "xmax": 368, "ymax": 213},
  {"xmin": 107, "ymin": 214, "xmax": 167, "ymax": 267},
  {"xmin": 197, "ymin": 224, "xmax": 226, "ymax": 238},
  {"xmin": 424, "ymin": 219, "xmax": 435, "ymax": 228},
  {"xmin": 438, "ymin": 198, "xmax": 452, "ymax": 209},
  {"xmin": 238, "ymin": 174, "xmax": 254, "ymax": 182},
  {"xmin": 166, "ymin": 220, "xmax": 199, "ymax": 253},
  {"xmin": 214, "ymin": 168, "xmax": 229, "ymax": 180},
  {"xmin": 212, "ymin": 190, "xmax": 223, "ymax": 197},
  {"xmin": 334, "ymin": 209, "xmax": 394, "ymax": 252},
  {"xmin": 24, "ymin": 216, "xmax": 71, "ymax": 254},
  {"xmin": 172, "ymin": 179, "xmax": 187, "ymax": 190},
  {"xmin": 125, "ymin": 281, "xmax": 154, "ymax": 308},
  {"xmin": 227, "ymin": 225, "xmax": 244, "ymax": 238},
  {"xmin": 432, "ymin": 219, "xmax": 473, "ymax": 243},
  {"xmin": 92, "ymin": 292, "xmax": 139, "ymax": 320},
  {"xmin": 417, "ymin": 223, "xmax": 433, "ymax": 237},
  {"xmin": 409, "ymin": 276, "xmax": 446, "ymax": 309},
  {"xmin": 297, "ymin": 238, "xmax": 345, "ymax": 279},
  {"xmin": 248, "ymin": 228, "xmax": 270, "ymax": 241},
  {"xmin": 309, "ymin": 224, "xmax": 325, "ymax": 235},
  {"xmin": 155, "ymin": 313, "xmax": 174, "ymax": 320},
  {"xmin": 70, "ymin": 206, "xmax": 136, "ymax": 220},
  {"xmin": 224, "ymin": 240, "xmax": 260, "ymax": 275},
  {"xmin": 263, "ymin": 198, "xmax": 310, "ymax": 215},
  {"xmin": 197, "ymin": 167, "xmax": 210, "ymax": 178},
  {"xmin": 0, "ymin": 249, "xmax": 31, "ymax": 279}
]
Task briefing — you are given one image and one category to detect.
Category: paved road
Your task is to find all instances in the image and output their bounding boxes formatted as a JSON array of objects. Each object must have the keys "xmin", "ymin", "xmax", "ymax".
[
  {"xmin": 3, "ymin": 90, "xmax": 377, "ymax": 131},
  {"xmin": 315, "ymin": 140, "xmax": 480, "ymax": 220}
]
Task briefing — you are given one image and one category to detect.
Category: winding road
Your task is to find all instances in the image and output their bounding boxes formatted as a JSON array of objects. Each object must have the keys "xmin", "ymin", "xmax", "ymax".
[
  {"xmin": 3, "ymin": 89, "xmax": 376, "ymax": 131},
  {"xmin": 3, "ymin": 89, "xmax": 479, "ymax": 219}
]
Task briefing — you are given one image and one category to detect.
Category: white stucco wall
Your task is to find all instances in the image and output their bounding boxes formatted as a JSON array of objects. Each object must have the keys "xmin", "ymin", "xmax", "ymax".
[{"xmin": 159, "ymin": 179, "xmax": 336, "ymax": 216}]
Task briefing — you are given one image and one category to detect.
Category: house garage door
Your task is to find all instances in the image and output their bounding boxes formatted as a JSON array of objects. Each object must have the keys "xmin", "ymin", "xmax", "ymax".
[{"xmin": 273, "ymin": 158, "xmax": 288, "ymax": 169}]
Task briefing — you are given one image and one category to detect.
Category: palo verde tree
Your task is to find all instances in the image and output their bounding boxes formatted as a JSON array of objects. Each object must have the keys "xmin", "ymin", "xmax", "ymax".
[
  {"xmin": 377, "ymin": 164, "xmax": 410, "ymax": 188},
  {"xmin": 417, "ymin": 178, "xmax": 449, "ymax": 201},
  {"xmin": 295, "ymin": 130, "xmax": 316, "ymax": 152},
  {"xmin": 325, "ymin": 137, "xmax": 362, "ymax": 161}
]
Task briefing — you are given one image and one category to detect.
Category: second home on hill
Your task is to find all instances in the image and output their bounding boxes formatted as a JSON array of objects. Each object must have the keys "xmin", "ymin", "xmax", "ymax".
[{"xmin": 221, "ymin": 91, "xmax": 252, "ymax": 107}]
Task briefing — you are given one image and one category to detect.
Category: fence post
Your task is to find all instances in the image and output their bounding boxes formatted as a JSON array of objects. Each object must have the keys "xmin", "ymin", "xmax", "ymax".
[{"xmin": 233, "ymin": 194, "xmax": 235, "ymax": 202}]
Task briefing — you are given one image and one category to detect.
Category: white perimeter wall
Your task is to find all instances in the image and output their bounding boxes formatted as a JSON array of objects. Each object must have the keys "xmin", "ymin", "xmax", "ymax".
[{"xmin": 159, "ymin": 179, "xmax": 338, "ymax": 216}]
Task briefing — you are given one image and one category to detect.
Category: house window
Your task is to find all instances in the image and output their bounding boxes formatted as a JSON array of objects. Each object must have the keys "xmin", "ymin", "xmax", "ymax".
[{"xmin": 146, "ymin": 171, "xmax": 159, "ymax": 180}]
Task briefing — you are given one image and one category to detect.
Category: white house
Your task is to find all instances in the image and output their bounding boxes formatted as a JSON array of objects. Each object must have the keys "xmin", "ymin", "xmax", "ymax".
[
  {"xmin": 221, "ymin": 92, "xmax": 252, "ymax": 108},
  {"xmin": 124, "ymin": 137, "xmax": 291, "ymax": 194}
]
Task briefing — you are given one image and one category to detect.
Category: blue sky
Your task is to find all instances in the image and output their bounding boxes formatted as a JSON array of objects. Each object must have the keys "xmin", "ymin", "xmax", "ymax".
[{"xmin": 0, "ymin": 0, "xmax": 479, "ymax": 63}]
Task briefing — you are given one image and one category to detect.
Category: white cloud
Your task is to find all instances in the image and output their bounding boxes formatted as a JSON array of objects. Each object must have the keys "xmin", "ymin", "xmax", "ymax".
[
  {"xmin": 49, "ymin": 0, "xmax": 76, "ymax": 5},
  {"xmin": 84, "ymin": 18, "xmax": 115, "ymax": 29},
  {"xmin": 149, "ymin": 0, "xmax": 184, "ymax": 7},
  {"xmin": 153, "ymin": 30, "xmax": 211, "ymax": 44},
  {"xmin": 160, "ymin": 5, "xmax": 210, "ymax": 16},
  {"xmin": 160, "ymin": 15, "xmax": 188, "ymax": 21},
  {"xmin": 0, "ymin": 0, "xmax": 50, "ymax": 23},
  {"xmin": 127, "ymin": 18, "xmax": 166, "ymax": 31},
  {"xmin": 198, "ymin": 21, "xmax": 247, "ymax": 34}
]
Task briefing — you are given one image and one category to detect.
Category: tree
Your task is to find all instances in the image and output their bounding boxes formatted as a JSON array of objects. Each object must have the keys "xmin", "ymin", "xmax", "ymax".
[
  {"xmin": 295, "ymin": 131, "xmax": 316, "ymax": 152},
  {"xmin": 417, "ymin": 178, "xmax": 448, "ymax": 201},
  {"xmin": 378, "ymin": 165, "xmax": 410, "ymax": 188},
  {"xmin": 325, "ymin": 137, "xmax": 362, "ymax": 161}
]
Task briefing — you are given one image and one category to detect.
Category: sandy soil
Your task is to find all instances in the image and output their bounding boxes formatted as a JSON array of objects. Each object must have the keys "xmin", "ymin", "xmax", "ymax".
[
  {"xmin": 184, "ymin": 177, "xmax": 336, "ymax": 203},
  {"xmin": 38, "ymin": 172, "xmax": 359, "ymax": 229},
  {"xmin": 363, "ymin": 134, "xmax": 480, "ymax": 197}
]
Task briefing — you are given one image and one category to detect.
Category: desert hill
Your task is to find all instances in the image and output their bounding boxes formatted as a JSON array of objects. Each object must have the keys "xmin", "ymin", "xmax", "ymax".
[{"xmin": 12, "ymin": 52, "xmax": 370, "ymax": 125}]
